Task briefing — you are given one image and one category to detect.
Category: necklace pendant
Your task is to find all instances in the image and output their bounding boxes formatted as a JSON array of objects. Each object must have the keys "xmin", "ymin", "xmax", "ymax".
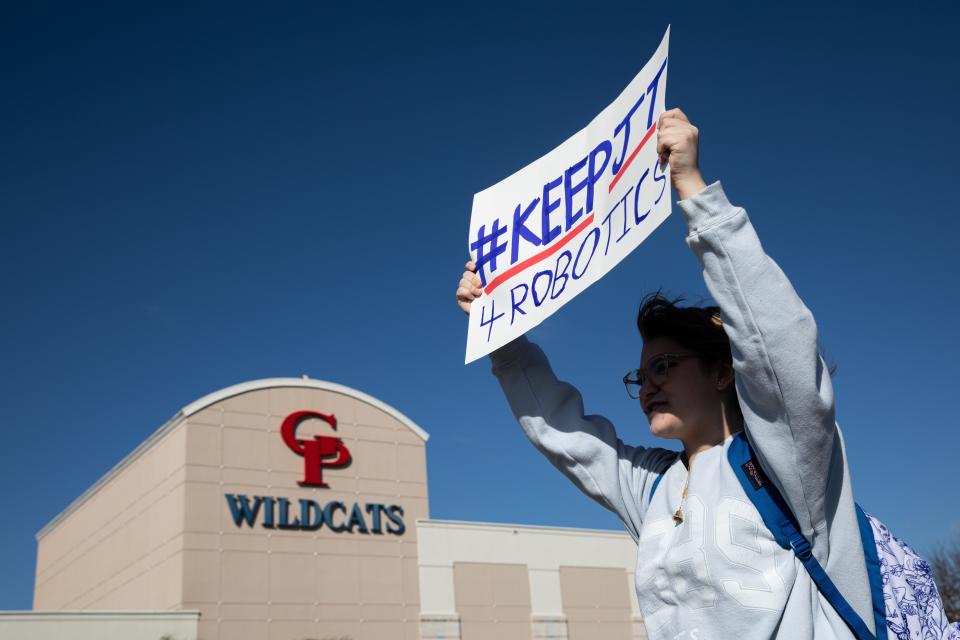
[{"xmin": 672, "ymin": 508, "xmax": 684, "ymax": 525}]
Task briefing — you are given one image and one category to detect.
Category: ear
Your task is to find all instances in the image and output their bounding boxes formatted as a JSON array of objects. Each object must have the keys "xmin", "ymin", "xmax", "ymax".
[{"xmin": 716, "ymin": 362, "xmax": 735, "ymax": 391}]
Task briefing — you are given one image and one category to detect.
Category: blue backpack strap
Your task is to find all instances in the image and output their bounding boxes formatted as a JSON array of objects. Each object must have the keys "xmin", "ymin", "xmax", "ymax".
[
  {"xmin": 648, "ymin": 472, "xmax": 664, "ymax": 505},
  {"xmin": 855, "ymin": 505, "xmax": 889, "ymax": 640},
  {"xmin": 727, "ymin": 434, "xmax": 876, "ymax": 640},
  {"xmin": 648, "ymin": 452, "xmax": 681, "ymax": 505}
]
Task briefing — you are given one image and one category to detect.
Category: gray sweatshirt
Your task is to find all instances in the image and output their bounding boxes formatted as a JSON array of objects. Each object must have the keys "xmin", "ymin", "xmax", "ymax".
[{"xmin": 489, "ymin": 182, "xmax": 873, "ymax": 640}]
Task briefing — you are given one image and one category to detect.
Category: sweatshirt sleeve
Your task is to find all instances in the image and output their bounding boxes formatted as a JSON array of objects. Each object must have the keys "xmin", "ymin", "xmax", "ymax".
[
  {"xmin": 490, "ymin": 336, "xmax": 677, "ymax": 541},
  {"xmin": 678, "ymin": 181, "xmax": 837, "ymax": 541}
]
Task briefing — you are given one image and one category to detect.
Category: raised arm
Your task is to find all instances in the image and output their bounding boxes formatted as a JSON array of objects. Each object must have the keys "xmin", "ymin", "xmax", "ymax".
[
  {"xmin": 659, "ymin": 109, "xmax": 840, "ymax": 539},
  {"xmin": 456, "ymin": 263, "xmax": 676, "ymax": 539}
]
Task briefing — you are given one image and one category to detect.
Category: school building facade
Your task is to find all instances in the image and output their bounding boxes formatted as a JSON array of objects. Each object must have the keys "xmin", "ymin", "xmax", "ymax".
[{"xmin": 11, "ymin": 378, "xmax": 648, "ymax": 640}]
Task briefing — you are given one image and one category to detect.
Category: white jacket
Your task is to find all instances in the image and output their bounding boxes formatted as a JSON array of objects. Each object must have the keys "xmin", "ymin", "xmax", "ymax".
[{"xmin": 490, "ymin": 182, "xmax": 872, "ymax": 639}]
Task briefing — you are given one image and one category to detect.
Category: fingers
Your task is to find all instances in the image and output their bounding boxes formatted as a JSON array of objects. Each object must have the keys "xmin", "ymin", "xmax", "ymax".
[
  {"xmin": 456, "ymin": 263, "xmax": 483, "ymax": 318},
  {"xmin": 459, "ymin": 260, "xmax": 481, "ymax": 316},
  {"xmin": 456, "ymin": 275, "xmax": 482, "ymax": 316},
  {"xmin": 456, "ymin": 284, "xmax": 477, "ymax": 303},
  {"xmin": 656, "ymin": 120, "xmax": 699, "ymax": 162},
  {"xmin": 460, "ymin": 273, "xmax": 482, "ymax": 295},
  {"xmin": 658, "ymin": 108, "xmax": 691, "ymax": 164},
  {"xmin": 658, "ymin": 126, "xmax": 699, "ymax": 147},
  {"xmin": 657, "ymin": 129, "xmax": 682, "ymax": 163},
  {"xmin": 462, "ymin": 260, "xmax": 481, "ymax": 291},
  {"xmin": 657, "ymin": 128, "xmax": 689, "ymax": 148},
  {"xmin": 658, "ymin": 108, "xmax": 689, "ymax": 128},
  {"xmin": 656, "ymin": 132, "xmax": 670, "ymax": 162}
]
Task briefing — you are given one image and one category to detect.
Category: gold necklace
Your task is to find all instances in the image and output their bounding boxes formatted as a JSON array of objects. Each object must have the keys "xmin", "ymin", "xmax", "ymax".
[{"xmin": 673, "ymin": 463, "xmax": 691, "ymax": 525}]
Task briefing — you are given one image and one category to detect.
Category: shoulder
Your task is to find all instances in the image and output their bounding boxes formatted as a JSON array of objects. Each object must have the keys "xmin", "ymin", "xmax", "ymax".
[{"xmin": 628, "ymin": 445, "xmax": 681, "ymax": 474}]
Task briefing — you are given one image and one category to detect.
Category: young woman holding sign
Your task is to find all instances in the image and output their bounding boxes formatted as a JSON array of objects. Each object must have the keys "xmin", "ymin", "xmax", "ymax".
[{"xmin": 455, "ymin": 109, "xmax": 957, "ymax": 639}]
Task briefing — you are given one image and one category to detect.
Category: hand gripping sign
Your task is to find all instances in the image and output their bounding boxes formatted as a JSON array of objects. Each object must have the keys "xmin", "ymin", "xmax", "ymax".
[{"xmin": 465, "ymin": 28, "xmax": 671, "ymax": 363}]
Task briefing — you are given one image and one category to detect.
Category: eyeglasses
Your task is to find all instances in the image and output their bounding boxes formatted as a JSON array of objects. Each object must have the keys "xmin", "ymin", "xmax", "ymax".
[{"xmin": 622, "ymin": 353, "xmax": 698, "ymax": 399}]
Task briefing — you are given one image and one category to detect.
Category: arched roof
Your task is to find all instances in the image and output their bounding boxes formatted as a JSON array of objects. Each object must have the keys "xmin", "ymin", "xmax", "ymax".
[
  {"xmin": 180, "ymin": 377, "xmax": 429, "ymax": 442},
  {"xmin": 37, "ymin": 378, "xmax": 428, "ymax": 539}
]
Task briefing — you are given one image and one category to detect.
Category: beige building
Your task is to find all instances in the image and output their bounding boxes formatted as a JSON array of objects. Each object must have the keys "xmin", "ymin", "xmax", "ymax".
[{"xmin": 20, "ymin": 378, "xmax": 647, "ymax": 640}]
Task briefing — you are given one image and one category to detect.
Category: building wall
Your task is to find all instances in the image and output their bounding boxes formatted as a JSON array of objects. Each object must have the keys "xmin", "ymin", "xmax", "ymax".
[
  {"xmin": 417, "ymin": 520, "xmax": 647, "ymax": 640},
  {"xmin": 33, "ymin": 419, "xmax": 188, "ymax": 611},
  {"xmin": 33, "ymin": 379, "xmax": 650, "ymax": 640},
  {"xmin": 34, "ymin": 379, "xmax": 430, "ymax": 640},
  {"xmin": 454, "ymin": 562, "xmax": 532, "ymax": 640},
  {"xmin": 560, "ymin": 567, "xmax": 634, "ymax": 640},
  {"xmin": 178, "ymin": 384, "xmax": 429, "ymax": 640}
]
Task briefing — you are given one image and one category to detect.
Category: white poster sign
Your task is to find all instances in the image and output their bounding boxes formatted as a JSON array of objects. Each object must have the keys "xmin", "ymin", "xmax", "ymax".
[{"xmin": 465, "ymin": 28, "xmax": 671, "ymax": 363}]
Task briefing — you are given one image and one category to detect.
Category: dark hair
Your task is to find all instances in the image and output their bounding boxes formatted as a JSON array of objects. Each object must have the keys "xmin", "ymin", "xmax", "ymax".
[{"xmin": 636, "ymin": 293, "xmax": 731, "ymax": 367}]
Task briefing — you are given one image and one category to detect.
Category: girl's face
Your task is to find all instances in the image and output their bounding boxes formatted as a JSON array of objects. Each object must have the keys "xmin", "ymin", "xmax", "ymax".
[{"xmin": 638, "ymin": 335, "xmax": 727, "ymax": 442}]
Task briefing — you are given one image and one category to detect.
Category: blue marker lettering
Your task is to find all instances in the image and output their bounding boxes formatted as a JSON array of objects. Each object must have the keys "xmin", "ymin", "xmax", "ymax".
[
  {"xmin": 511, "ymin": 198, "xmax": 541, "ymax": 264},
  {"xmin": 479, "ymin": 299, "xmax": 504, "ymax": 341},
  {"xmin": 551, "ymin": 251, "xmax": 572, "ymax": 299},
  {"xmin": 510, "ymin": 283, "xmax": 529, "ymax": 324},
  {"xmin": 541, "ymin": 176, "xmax": 563, "ymax": 245},
  {"xmin": 633, "ymin": 168, "xmax": 651, "ymax": 224},
  {"xmin": 653, "ymin": 159, "xmax": 667, "ymax": 204},
  {"xmin": 587, "ymin": 140, "xmax": 612, "ymax": 215},
  {"xmin": 471, "ymin": 220, "xmax": 509, "ymax": 286},
  {"xmin": 572, "ymin": 228, "xmax": 601, "ymax": 279},
  {"xmin": 564, "ymin": 156, "xmax": 588, "ymax": 230},
  {"xmin": 531, "ymin": 270, "xmax": 553, "ymax": 307},
  {"xmin": 601, "ymin": 187, "xmax": 633, "ymax": 256},
  {"xmin": 611, "ymin": 95, "xmax": 645, "ymax": 175},
  {"xmin": 645, "ymin": 58, "xmax": 668, "ymax": 129}
]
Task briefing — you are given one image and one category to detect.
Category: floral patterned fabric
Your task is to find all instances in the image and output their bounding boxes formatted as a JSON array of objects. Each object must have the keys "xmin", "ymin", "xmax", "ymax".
[{"xmin": 864, "ymin": 511, "xmax": 960, "ymax": 640}]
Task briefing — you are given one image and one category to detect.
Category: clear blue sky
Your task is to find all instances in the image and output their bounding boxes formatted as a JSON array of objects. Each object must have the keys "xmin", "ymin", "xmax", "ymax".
[{"xmin": 2, "ymin": 2, "xmax": 959, "ymax": 610}]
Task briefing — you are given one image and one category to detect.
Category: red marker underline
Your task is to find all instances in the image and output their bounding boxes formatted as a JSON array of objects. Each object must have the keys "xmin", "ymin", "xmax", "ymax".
[
  {"xmin": 608, "ymin": 122, "xmax": 657, "ymax": 193},
  {"xmin": 481, "ymin": 122, "xmax": 656, "ymax": 295},
  {"xmin": 484, "ymin": 212, "xmax": 595, "ymax": 295}
]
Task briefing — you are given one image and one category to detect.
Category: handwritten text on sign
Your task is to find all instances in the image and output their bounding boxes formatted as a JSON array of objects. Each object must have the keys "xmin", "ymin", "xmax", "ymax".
[{"xmin": 465, "ymin": 28, "xmax": 671, "ymax": 363}]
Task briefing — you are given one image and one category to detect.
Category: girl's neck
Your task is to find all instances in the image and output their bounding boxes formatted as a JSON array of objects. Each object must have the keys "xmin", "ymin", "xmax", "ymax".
[{"xmin": 681, "ymin": 404, "xmax": 744, "ymax": 467}]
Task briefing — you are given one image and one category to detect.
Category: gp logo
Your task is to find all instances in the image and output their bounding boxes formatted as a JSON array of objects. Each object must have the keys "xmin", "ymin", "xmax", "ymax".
[{"xmin": 280, "ymin": 410, "xmax": 352, "ymax": 487}]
